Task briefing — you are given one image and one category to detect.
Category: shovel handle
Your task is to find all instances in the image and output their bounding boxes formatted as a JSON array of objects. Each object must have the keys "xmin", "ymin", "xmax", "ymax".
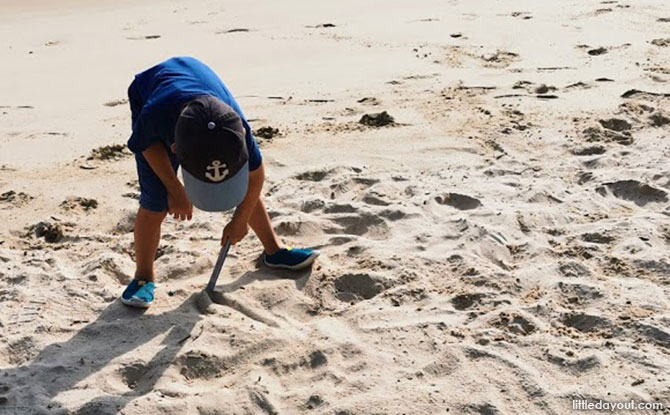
[{"xmin": 205, "ymin": 239, "xmax": 231, "ymax": 294}]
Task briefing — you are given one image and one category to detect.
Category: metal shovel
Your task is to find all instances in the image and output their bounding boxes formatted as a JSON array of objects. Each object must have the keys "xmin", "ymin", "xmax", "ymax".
[{"xmin": 196, "ymin": 239, "xmax": 231, "ymax": 313}]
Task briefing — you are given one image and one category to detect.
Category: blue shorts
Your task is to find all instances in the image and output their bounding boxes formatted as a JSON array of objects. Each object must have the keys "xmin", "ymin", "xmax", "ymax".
[
  {"xmin": 135, "ymin": 152, "xmax": 179, "ymax": 212},
  {"xmin": 129, "ymin": 82, "xmax": 179, "ymax": 213}
]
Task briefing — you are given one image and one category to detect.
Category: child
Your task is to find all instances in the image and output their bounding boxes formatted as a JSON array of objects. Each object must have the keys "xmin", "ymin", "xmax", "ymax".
[{"xmin": 121, "ymin": 56, "xmax": 319, "ymax": 308}]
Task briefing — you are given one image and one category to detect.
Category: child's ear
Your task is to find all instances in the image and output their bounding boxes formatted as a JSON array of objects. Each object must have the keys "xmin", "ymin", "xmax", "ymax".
[{"xmin": 170, "ymin": 143, "xmax": 177, "ymax": 154}]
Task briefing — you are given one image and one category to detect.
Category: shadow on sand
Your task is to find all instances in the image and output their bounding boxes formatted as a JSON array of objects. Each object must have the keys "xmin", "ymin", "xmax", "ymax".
[
  {"xmin": 1, "ymin": 264, "xmax": 313, "ymax": 415},
  {"xmin": 1, "ymin": 295, "xmax": 201, "ymax": 415}
]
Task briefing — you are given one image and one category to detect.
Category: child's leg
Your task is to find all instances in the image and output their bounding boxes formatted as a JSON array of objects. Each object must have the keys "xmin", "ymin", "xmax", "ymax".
[
  {"xmin": 249, "ymin": 197, "xmax": 320, "ymax": 269},
  {"xmin": 130, "ymin": 150, "xmax": 177, "ymax": 282},
  {"xmin": 133, "ymin": 208, "xmax": 167, "ymax": 282},
  {"xmin": 248, "ymin": 198, "xmax": 281, "ymax": 255}
]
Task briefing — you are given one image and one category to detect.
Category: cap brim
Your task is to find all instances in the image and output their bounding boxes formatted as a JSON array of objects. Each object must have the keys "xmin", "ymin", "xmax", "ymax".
[{"xmin": 181, "ymin": 161, "xmax": 249, "ymax": 212}]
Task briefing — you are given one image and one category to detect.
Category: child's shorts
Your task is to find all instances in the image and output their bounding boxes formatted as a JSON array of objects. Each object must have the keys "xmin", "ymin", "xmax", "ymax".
[
  {"xmin": 135, "ymin": 152, "xmax": 179, "ymax": 212},
  {"xmin": 128, "ymin": 80, "xmax": 179, "ymax": 213}
]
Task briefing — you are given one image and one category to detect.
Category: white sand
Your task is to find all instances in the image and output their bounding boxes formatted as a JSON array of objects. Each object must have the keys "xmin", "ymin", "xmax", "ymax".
[{"xmin": 1, "ymin": 0, "xmax": 669, "ymax": 414}]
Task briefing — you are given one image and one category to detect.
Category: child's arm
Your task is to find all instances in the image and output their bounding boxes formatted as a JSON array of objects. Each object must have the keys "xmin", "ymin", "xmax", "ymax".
[
  {"xmin": 221, "ymin": 162, "xmax": 265, "ymax": 244},
  {"xmin": 142, "ymin": 142, "xmax": 193, "ymax": 220}
]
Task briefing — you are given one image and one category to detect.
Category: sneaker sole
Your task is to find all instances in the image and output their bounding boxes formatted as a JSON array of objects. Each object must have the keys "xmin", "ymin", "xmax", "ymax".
[
  {"xmin": 121, "ymin": 297, "xmax": 152, "ymax": 309},
  {"xmin": 263, "ymin": 251, "xmax": 320, "ymax": 270}
]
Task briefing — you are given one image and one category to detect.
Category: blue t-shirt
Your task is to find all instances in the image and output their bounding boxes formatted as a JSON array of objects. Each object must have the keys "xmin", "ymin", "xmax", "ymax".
[{"xmin": 127, "ymin": 56, "xmax": 262, "ymax": 171}]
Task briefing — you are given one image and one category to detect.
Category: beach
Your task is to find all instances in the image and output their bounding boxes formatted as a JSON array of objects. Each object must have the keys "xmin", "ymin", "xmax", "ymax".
[{"xmin": 0, "ymin": 0, "xmax": 669, "ymax": 414}]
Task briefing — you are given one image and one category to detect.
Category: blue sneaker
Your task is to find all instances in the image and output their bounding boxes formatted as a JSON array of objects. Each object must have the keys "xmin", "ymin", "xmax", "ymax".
[
  {"xmin": 263, "ymin": 247, "xmax": 320, "ymax": 270},
  {"xmin": 121, "ymin": 280, "xmax": 155, "ymax": 308}
]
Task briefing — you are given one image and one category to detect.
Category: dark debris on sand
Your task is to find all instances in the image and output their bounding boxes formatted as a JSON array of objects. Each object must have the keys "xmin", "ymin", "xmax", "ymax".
[
  {"xmin": 254, "ymin": 126, "xmax": 280, "ymax": 139},
  {"xmin": 649, "ymin": 113, "xmax": 670, "ymax": 127},
  {"xmin": 103, "ymin": 98, "xmax": 128, "ymax": 107},
  {"xmin": 306, "ymin": 23, "xmax": 336, "ymax": 28},
  {"xmin": 0, "ymin": 190, "xmax": 33, "ymax": 205},
  {"xmin": 87, "ymin": 144, "xmax": 131, "ymax": 161},
  {"xmin": 32, "ymin": 221, "xmax": 64, "ymax": 243},
  {"xmin": 60, "ymin": 197, "xmax": 98, "ymax": 211},
  {"xmin": 651, "ymin": 38, "xmax": 670, "ymax": 47},
  {"xmin": 583, "ymin": 125, "xmax": 633, "ymax": 146},
  {"xmin": 588, "ymin": 47, "xmax": 608, "ymax": 56},
  {"xmin": 359, "ymin": 111, "xmax": 395, "ymax": 127},
  {"xmin": 599, "ymin": 118, "xmax": 632, "ymax": 132}
]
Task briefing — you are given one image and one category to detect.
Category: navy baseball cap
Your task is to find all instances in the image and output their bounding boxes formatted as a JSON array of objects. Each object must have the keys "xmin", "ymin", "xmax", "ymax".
[{"xmin": 175, "ymin": 96, "xmax": 249, "ymax": 212}]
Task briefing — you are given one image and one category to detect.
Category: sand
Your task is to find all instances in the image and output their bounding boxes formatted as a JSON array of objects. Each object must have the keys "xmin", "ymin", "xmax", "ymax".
[{"xmin": 1, "ymin": 0, "xmax": 669, "ymax": 414}]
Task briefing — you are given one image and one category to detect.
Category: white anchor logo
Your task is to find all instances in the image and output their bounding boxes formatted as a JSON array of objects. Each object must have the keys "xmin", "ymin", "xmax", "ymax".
[{"xmin": 205, "ymin": 160, "xmax": 229, "ymax": 182}]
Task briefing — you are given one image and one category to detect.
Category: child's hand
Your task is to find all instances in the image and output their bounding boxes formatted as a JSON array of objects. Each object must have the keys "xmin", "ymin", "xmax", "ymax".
[
  {"xmin": 221, "ymin": 216, "xmax": 249, "ymax": 245},
  {"xmin": 167, "ymin": 185, "xmax": 193, "ymax": 221}
]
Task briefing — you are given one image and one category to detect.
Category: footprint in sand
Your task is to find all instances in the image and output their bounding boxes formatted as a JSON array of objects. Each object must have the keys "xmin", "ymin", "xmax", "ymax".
[
  {"xmin": 596, "ymin": 180, "xmax": 668, "ymax": 206},
  {"xmin": 561, "ymin": 312, "xmax": 611, "ymax": 333},
  {"xmin": 119, "ymin": 362, "xmax": 152, "ymax": 390},
  {"xmin": 6, "ymin": 336, "xmax": 38, "ymax": 365},
  {"xmin": 322, "ymin": 203, "xmax": 356, "ymax": 214},
  {"xmin": 113, "ymin": 210, "xmax": 137, "ymax": 234},
  {"xmin": 275, "ymin": 219, "xmax": 323, "ymax": 237},
  {"xmin": 261, "ymin": 350, "xmax": 328, "ymax": 375},
  {"xmin": 333, "ymin": 272, "xmax": 392, "ymax": 302},
  {"xmin": 490, "ymin": 312, "xmax": 537, "ymax": 336},
  {"xmin": 434, "ymin": 193, "xmax": 482, "ymax": 210},
  {"xmin": 328, "ymin": 176, "xmax": 379, "ymax": 200},
  {"xmin": 558, "ymin": 261, "xmax": 592, "ymax": 278},
  {"xmin": 557, "ymin": 282, "xmax": 604, "ymax": 306},
  {"xmin": 330, "ymin": 213, "xmax": 390, "ymax": 238},
  {"xmin": 451, "ymin": 293, "xmax": 487, "ymax": 310},
  {"xmin": 582, "ymin": 124, "xmax": 633, "ymax": 145},
  {"xmin": 362, "ymin": 191, "xmax": 390, "ymax": 206},
  {"xmin": 177, "ymin": 352, "xmax": 227, "ymax": 380},
  {"xmin": 82, "ymin": 252, "xmax": 133, "ymax": 284},
  {"xmin": 300, "ymin": 199, "xmax": 326, "ymax": 213},
  {"xmin": 421, "ymin": 351, "xmax": 460, "ymax": 378},
  {"xmin": 545, "ymin": 349, "xmax": 601, "ymax": 374},
  {"xmin": 581, "ymin": 231, "xmax": 616, "ymax": 244},
  {"xmin": 633, "ymin": 323, "xmax": 670, "ymax": 349}
]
